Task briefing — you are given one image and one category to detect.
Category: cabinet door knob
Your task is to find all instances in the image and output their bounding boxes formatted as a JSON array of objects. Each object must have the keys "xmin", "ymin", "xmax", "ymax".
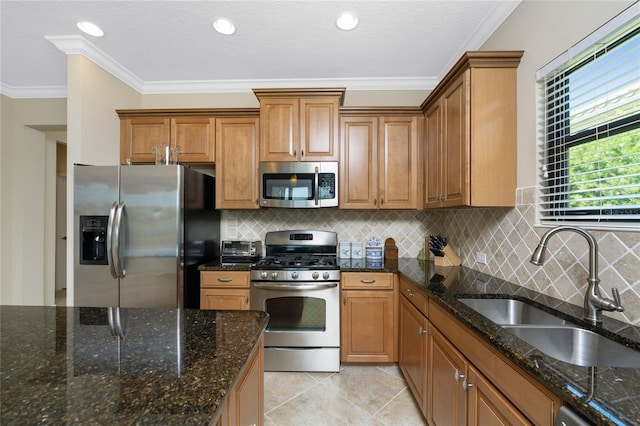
[
  {"xmin": 462, "ymin": 377, "xmax": 474, "ymax": 392},
  {"xmin": 419, "ymin": 326, "xmax": 427, "ymax": 336},
  {"xmin": 374, "ymin": 198, "xmax": 377, "ymax": 206},
  {"xmin": 301, "ymin": 149, "xmax": 304, "ymax": 157},
  {"xmin": 293, "ymin": 150, "xmax": 297, "ymax": 157},
  {"xmin": 343, "ymin": 297, "xmax": 346, "ymax": 305},
  {"xmin": 454, "ymin": 369, "xmax": 464, "ymax": 384},
  {"xmin": 245, "ymin": 296, "xmax": 249, "ymax": 304},
  {"xmin": 405, "ymin": 289, "xmax": 415, "ymax": 297}
]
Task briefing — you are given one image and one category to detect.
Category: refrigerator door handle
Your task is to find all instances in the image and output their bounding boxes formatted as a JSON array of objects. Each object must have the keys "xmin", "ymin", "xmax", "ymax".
[
  {"xmin": 113, "ymin": 201, "xmax": 126, "ymax": 278},
  {"xmin": 107, "ymin": 202, "xmax": 119, "ymax": 279}
]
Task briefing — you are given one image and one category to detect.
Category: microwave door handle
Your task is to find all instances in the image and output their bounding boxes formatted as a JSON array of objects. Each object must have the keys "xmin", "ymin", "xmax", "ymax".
[
  {"xmin": 314, "ymin": 166, "xmax": 319, "ymax": 206},
  {"xmin": 107, "ymin": 202, "xmax": 118, "ymax": 279}
]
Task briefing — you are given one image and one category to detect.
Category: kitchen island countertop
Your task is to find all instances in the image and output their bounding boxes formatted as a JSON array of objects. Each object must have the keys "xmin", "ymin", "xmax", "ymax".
[{"xmin": 0, "ymin": 306, "xmax": 267, "ymax": 425}]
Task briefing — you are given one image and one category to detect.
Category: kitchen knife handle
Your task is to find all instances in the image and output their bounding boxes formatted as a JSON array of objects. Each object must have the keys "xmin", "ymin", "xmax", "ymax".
[{"xmin": 107, "ymin": 202, "xmax": 118, "ymax": 279}]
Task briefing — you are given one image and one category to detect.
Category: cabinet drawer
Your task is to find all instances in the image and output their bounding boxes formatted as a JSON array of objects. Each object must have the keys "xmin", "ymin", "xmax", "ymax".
[
  {"xmin": 341, "ymin": 272, "xmax": 394, "ymax": 290},
  {"xmin": 399, "ymin": 275, "xmax": 428, "ymax": 316},
  {"xmin": 201, "ymin": 271, "xmax": 250, "ymax": 288}
]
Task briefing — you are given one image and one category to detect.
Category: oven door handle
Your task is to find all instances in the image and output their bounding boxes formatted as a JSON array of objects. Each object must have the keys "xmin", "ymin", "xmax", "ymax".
[{"xmin": 253, "ymin": 282, "xmax": 337, "ymax": 291}]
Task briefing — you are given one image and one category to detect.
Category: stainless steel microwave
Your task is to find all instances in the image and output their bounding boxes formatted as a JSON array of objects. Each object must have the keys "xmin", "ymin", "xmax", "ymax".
[{"xmin": 259, "ymin": 162, "xmax": 338, "ymax": 208}]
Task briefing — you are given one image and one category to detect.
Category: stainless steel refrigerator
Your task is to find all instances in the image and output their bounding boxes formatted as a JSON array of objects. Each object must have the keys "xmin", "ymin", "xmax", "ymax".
[{"xmin": 74, "ymin": 164, "xmax": 220, "ymax": 309}]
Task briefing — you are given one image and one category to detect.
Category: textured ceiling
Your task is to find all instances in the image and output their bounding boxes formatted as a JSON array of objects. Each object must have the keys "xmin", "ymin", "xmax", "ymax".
[{"xmin": 0, "ymin": 0, "xmax": 521, "ymax": 98}]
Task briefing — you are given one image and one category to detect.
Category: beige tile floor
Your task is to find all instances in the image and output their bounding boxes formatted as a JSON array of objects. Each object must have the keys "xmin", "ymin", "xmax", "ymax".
[{"xmin": 264, "ymin": 365, "xmax": 426, "ymax": 425}]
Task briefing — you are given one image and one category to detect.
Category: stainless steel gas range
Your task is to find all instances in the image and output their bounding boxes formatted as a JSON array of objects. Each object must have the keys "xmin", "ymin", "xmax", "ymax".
[{"xmin": 250, "ymin": 230, "xmax": 340, "ymax": 372}]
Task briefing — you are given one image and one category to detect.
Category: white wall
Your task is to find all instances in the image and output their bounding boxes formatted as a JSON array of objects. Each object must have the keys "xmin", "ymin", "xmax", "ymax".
[{"xmin": 0, "ymin": 95, "xmax": 67, "ymax": 305}]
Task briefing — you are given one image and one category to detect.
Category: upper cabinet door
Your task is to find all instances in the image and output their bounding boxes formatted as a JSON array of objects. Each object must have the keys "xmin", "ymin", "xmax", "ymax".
[
  {"xmin": 171, "ymin": 116, "xmax": 215, "ymax": 163},
  {"xmin": 442, "ymin": 72, "xmax": 469, "ymax": 207},
  {"xmin": 339, "ymin": 116, "xmax": 378, "ymax": 209},
  {"xmin": 215, "ymin": 117, "xmax": 260, "ymax": 210},
  {"xmin": 424, "ymin": 101, "xmax": 443, "ymax": 208},
  {"xmin": 300, "ymin": 97, "xmax": 340, "ymax": 161},
  {"xmin": 120, "ymin": 117, "xmax": 170, "ymax": 164},
  {"xmin": 379, "ymin": 116, "xmax": 420, "ymax": 209},
  {"xmin": 259, "ymin": 97, "xmax": 299, "ymax": 162},
  {"xmin": 255, "ymin": 88, "xmax": 344, "ymax": 162}
]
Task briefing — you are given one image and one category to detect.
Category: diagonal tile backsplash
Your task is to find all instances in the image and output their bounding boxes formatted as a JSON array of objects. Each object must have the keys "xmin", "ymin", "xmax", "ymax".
[{"xmin": 221, "ymin": 187, "xmax": 640, "ymax": 325}]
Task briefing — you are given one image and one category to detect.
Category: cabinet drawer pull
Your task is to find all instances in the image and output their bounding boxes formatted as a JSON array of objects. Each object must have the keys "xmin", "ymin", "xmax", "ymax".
[
  {"xmin": 245, "ymin": 296, "xmax": 249, "ymax": 304},
  {"xmin": 405, "ymin": 288, "xmax": 415, "ymax": 297},
  {"xmin": 360, "ymin": 279, "xmax": 376, "ymax": 284},
  {"xmin": 217, "ymin": 278, "xmax": 233, "ymax": 282}
]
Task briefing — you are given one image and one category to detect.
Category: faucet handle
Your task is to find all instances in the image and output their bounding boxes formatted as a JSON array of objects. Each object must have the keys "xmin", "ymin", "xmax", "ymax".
[{"xmin": 612, "ymin": 288, "xmax": 625, "ymax": 312}]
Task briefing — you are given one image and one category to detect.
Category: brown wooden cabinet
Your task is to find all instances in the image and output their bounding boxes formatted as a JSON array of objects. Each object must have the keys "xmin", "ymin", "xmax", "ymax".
[
  {"xmin": 254, "ymin": 88, "xmax": 344, "ymax": 162},
  {"xmin": 200, "ymin": 271, "xmax": 250, "ymax": 310},
  {"xmin": 422, "ymin": 51, "xmax": 523, "ymax": 208},
  {"xmin": 340, "ymin": 272, "xmax": 398, "ymax": 362},
  {"xmin": 428, "ymin": 299, "xmax": 561, "ymax": 425},
  {"xmin": 467, "ymin": 365, "xmax": 532, "ymax": 426},
  {"xmin": 118, "ymin": 113, "xmax": 215, "ymax": 164},
  {"xmin": 119, "ymin": 116, "xmax": 170, "ymax": 164},
  {"xmin": 399, "ymin": 292, "xmax": 429, "ymax": 417},
  {"xmin": 429, "ymin": 326, "xmax": 468, "ymax": 426},
  {"xmin": 215, "ymin": 117, "xmax": 260, "ymax": 209},
  {"xmin": 340, "ymin": 113, "xmax": 421, "ymax": 209},
  {"xmin": 214, "ymin": 335, "xmax": 264, "ymax": 426}
]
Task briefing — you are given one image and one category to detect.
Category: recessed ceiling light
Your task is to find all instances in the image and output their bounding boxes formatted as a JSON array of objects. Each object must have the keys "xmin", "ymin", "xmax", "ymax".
[
  {"xmin": 76, "ymin": 21, "xmax": 104, "ymax": 37},
  {"xmin": 213, "ymin": 18, "xmax": 236, "ymax": 35},
  {"xmin": 336, "ymin": 12, "xmax": 358, "ymax": 31}
]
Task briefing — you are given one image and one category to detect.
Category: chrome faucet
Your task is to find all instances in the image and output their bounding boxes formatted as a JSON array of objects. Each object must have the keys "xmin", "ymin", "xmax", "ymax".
[{"xmin": 530, "ymin": 225, "xmax": 624, "ymax": 324}]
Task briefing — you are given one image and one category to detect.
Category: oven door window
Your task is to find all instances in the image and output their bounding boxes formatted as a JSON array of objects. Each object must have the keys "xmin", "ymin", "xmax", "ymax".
[
  {"xmin": 264, "ymin": 296, "xmax": 326, "ymax": 332},
  {"xmin": 263, "ymin": 173, "xmax": 315, "ymax": 201}
]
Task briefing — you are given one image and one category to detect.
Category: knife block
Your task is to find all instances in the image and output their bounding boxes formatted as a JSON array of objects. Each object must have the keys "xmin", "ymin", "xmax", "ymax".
[{"xmin": 434, "ymin": 245, "xmax": 461, "ymax": 267}]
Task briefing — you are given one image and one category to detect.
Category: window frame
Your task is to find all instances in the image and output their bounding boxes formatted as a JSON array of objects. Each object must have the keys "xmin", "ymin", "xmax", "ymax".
[{"xmin": 537, "ymin": 10, "xmax": 640, "ymax": 229}]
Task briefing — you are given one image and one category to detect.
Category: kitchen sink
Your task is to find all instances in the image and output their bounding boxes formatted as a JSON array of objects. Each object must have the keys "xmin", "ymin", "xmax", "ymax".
[
  {"xmin": 458, "ymin": 298, "xmax": 569, "ymax": 326},
  {"xmin": 502, "ymin": 325, "xmax": 640, "ymax": 368}
]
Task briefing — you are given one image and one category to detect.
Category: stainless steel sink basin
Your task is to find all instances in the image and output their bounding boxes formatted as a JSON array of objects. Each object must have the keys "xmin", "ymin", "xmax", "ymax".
[
  {"xmin": 458, "ymin": 298, "xmax": 568, "ymax": 326},
  {"xmin": 502, "ymin": 325, "xmax": 640, "ymax": 368}
]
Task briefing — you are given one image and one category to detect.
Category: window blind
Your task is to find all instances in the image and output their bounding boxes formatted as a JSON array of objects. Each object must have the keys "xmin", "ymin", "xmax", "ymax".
[{"xmin": 536, "ymin": 9, "xmax": 640, "ymax": 226}]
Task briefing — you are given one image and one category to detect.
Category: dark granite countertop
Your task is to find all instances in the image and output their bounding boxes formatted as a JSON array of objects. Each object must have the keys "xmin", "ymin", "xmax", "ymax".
[
  {"xmin": 0, "ymin": 306, "xmax": 268, "ymax": 425},
  {"xmin": 199, "ymin": 260, "xmax": 252, "ymax": 271},
  {"xmin": 393, "ymin": 258, "xmax": 640, "ymax": 426}
]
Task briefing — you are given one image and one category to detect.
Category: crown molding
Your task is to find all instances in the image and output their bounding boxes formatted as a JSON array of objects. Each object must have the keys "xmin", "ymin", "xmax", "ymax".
[
  {"xmin": 142, "ymin": 76, "xmax": 438, "ymax": 94},
  {"xmin": 45, "ymin": 35, "xmax": 144, "ymax": 92},
  {"xmin": 438, "ymin": 0, "xmax": 521, "ymax": 78},
  {"xmin": 0, "ymin": 83, "xmax": 66, "ymax": 99}
]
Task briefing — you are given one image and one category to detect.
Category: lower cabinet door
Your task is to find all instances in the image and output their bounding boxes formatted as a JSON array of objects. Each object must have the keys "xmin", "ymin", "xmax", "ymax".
[
  {"xmin": 200, "ymin": 289, "xmax": 250, "ymax": 310},
  {"xmin": 467, "ymin": 365, "xmax": 532, "ymax": 426},
  {"xmin": 341, "ymin": 290, "xmax": 395, "ymax": 362},
  {"xmin": 429, "ymin": 327, "xmax": 467, "ymax": 426},
  {"xmin": 399, "ymin": 295, "xmax": 428, "ymax": 417}
]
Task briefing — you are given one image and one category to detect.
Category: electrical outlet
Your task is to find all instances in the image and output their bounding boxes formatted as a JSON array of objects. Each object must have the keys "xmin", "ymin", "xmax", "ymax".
[{"xmin": 476, "ymin": 252, "xmax": 488, "ymax": 265}]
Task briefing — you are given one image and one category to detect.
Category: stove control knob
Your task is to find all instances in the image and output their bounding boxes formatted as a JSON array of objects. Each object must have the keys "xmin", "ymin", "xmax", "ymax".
[
  {"xmin": 271, "ymin": 272, "xmax": 278, "ymax": 280},
  {"xmin": 323, "ymin": 272, "xmax": 330, "ymax": 280},
  {"xmin": 312, "ymin": 272, "xmax": 320, "ymax": 280},
  {"xmin": 260, "ymin": 271, "xmax": 268, "ymax": 279},
  {"xmin": 291, "ymin": 271, "xmax": 299, "ymax": 279}
]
